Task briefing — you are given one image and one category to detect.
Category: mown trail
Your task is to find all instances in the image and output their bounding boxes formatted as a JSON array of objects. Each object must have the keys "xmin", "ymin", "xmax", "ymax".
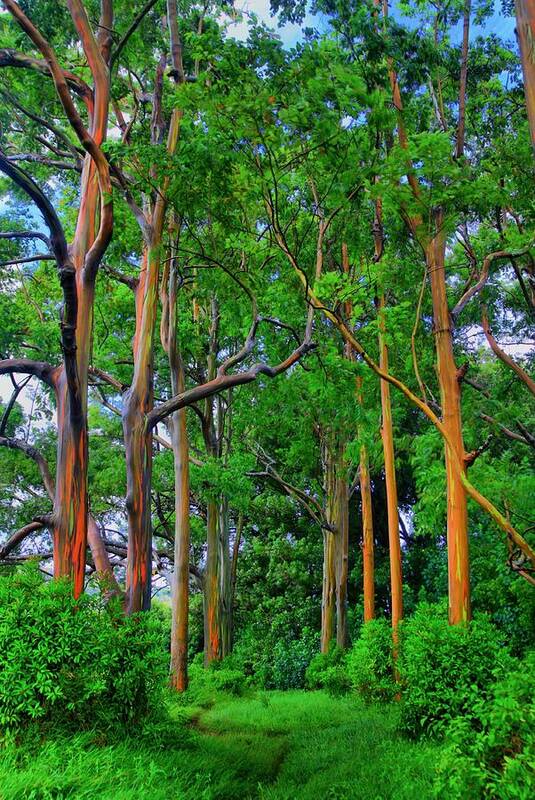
[
  {"xmin": 184, "ymin": 691, "xmax": 440, "ymax": 800},
  {"xmin": 0, "ymin": 691, "xmax": 441, "ymax": 800}
]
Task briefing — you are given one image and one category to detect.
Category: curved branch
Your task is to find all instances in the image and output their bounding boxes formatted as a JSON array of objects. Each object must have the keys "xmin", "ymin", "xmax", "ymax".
[
  {"xmin": 0, "ymin": 230, "xmax": 50, "ymax": 247},
  {"xmin": 0, "ymin": 48, "xmax": 93, "ymax": 105},
  {"xmin": 3, "ymin": 1, "xmax": 113, "ymax": 279},
  {"xmin": 481, "ymin": 307, "xmax": 535, "ymax": 397},
  {"xmin": 0, "ymin": 518, "xmax": 50, "ymax": 560},
  {"xmin": 0, "ymin": 435, "xmax": 55, "ymax": 499},
  {"xmin": 148, "ymin": 337, "xmax": 316, "ymax": 430},
  {"xmin": 451, "ymin": 249, "xmax": 531, "ymax": 320},
  {"xmin": 0, "ymin": 154, "xmax": 80, "ymax": 415},
  {"xmin": 0, "ymin": 358, "xmax": 56, "ymax": 387},
  {"xmin": 110, "ymin": 0, "xmax": 159, "ymax": 70},
  {"xmin": 0, "ymin": 374, "xmax": 31, "ymax": 435}
]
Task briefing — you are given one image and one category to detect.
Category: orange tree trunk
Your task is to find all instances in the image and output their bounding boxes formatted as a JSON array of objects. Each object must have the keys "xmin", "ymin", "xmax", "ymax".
[
  {"xmin": 426, "ymin": 220, "xmax": 470, "ymax": 624},
  {"xmin": 53, "ymin": 159, "xmax": 104, "ymax": 594},
  {"xmin": 204, "ymin": 499, "xmax": 221, "ymax": 663},
  {"xmin": 378, "ymin": 296, "xmax": 403, "ymax": 632}
]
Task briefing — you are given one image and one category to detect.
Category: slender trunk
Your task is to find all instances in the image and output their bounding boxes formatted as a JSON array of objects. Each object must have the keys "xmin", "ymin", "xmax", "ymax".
[
  {"xmin": 204, "ymin": 499, "xmax": 221, "ymax": 663},
  {"xmin": 123, "ymin": 244, "xmax": 158, "ymax": 613},
  {"xmin": 344, "ymin": 244, "xmax": 375, "ymax": 623},
  {"xmin": 229, "ymin": 511, "xmax": 243, "ymax": 647},
  {"xmin": 335, "ymin": 469, "xmax": 348, "ymax": 648},
  {"xmin": 169, "ymin": 393, "xmax": 191, "ymax": 688},
  {"xmin": 160, "ymin": 233, "xmax": 192, "ymax": 690},
  {"xmin": 456, "ymin": 0, "xmax": 471, "ymax": 158},
  {"xmin": 321, "ymin": 439, "xmax": 337, "ymax": 653},
  {"xmin": 359, "ymin": 441, "xmax": 375, "ymax": 622},
  {"xmin": 378, "ymin": 296, "xmax": 403, "ymax": 633},
  {"xmin": 123, "ymin": 108, "xmax": 182, "ymax": 613},
  {"xmin": 426, "ymin": 218, "xmax": 470, "ymax": 624},
  {"xmin": 515, "ymin": 0, "xmax": 535, "ymax": 155},
  {"xmin": 218, "ymin": 498, "xmax": 232, "ymax": 657},
  {"xmin": 52, "ymin": 157, "xmax": 98, "ymax": 596},
  {"xmin": 87, "ymin": 515, "xmax": 120, "ymax": 593}
]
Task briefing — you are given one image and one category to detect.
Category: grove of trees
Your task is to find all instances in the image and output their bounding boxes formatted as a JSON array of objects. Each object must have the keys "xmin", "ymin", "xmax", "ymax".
[{"xmin": 0, "ymin": 2, "xmax": 533, "ymax": 795}]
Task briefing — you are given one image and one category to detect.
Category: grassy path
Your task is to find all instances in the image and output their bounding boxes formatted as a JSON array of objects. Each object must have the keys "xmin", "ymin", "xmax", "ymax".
[{"xmin": 0, "ymin": 692, "xmax": 441, "ymax": 800}]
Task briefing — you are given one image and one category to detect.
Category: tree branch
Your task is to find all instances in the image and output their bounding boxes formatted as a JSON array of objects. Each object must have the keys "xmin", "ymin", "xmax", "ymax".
[
  {"xmin": 0, "ymin": 358, "xmax": 56, "ymax": 387},
  {"xmin": 481, "ymin": 306, "xmax": 535, "ymax": 397},
  {"xmin": 148, "ymin": 336, "xmax": 316, "ymax": 429},
  {"xmin": 451, "ymin": 249, "xmax": 531, "ymax": 320}
]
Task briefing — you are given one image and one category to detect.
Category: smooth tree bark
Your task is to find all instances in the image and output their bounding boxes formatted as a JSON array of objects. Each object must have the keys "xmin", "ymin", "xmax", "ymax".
[
  {"xmin": 377, "ymin": 297, "xmax": 403, "ymax": 632},
  {"xmin": 320, "ymin": 434, "xmax": 349, "ymax": 652},
  {"xmin": 425, "ymin": 222, "xmax": 470, "ymax": 623},
  {"xmin": 342, "ymin": 244, "xmax": 375, "ymax": 622},
  {"xmin": 160, "ymin": 224, "xmax": 192, "ymax": 690},
  {"xmin": 375, "ymin": 0, "xmax": 472, "ymax": 624},
  {"xmin": 514, "ymin": 0, "xmax": 535, "ymax": 155},
  {"xmin": 358, "ymin": 434, "xmax": 375, "ymax": 622},
  {"xmin": 1, "ymin": 0, "xmax": 113, "ymax": 595},
  {"xmin": 122, "ymin": 91, "xmax": 183, "ymax": 613}
]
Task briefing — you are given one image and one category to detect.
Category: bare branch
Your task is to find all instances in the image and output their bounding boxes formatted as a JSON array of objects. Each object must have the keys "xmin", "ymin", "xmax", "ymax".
[
  {"xmin": 110, "ymin": 0, "xmax": 159, "ymax": 70},
  {"xmin": 0, "ymin": 518, "xmax": 51, "ymax": 560},
  {"xmin": 0, "ymin": 358, "xmax": 56, "ymax": 387},
  {"xmin": 451, "ymin": 249, "xmax": 531, "ymax": 319},
  {"xmin": 481, "ymin": 306, "xmax": 535, "ymax": 397},
  {"xmin": 0, "ymin": 435, "xmax": 55, "ymax": 499}
]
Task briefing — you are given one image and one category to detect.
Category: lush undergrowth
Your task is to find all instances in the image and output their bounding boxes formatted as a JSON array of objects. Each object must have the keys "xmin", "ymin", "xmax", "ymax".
[{"xmin": 0, "ymin": 690, "xmax": 440, "ymax": 800}]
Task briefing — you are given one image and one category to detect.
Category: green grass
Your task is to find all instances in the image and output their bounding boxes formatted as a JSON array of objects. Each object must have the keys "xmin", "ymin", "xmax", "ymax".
[{"xmin": 0, "ymin": 691, "xmax": 442, "ymax": 800}]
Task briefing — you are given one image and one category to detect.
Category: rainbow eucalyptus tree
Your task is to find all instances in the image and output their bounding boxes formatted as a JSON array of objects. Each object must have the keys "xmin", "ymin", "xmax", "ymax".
[{"xmin": 0, "ymin": 0, "xmax": 113, "ymax": 594}]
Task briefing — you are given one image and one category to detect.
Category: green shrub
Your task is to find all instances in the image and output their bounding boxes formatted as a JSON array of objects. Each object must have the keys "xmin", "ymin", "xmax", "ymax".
[
  {"xmin": 399, "ymin": 603, "xmax": 514, "ymax": 738},
  {"xmin": 0, "ymin": 564, "xmax": 167, "ymax": 737},
  {"xmin": 182, "ymin": 655, "xmax": 248, "ymax": 706},
  {"xmin": 435, "ymin": 652, "xmax": 535, "ymax": 799},
  {"xmin": 346, "ymin": 619, "xmax": 397, "ymax": 702},
  {"xmin": 233, "ymin": 624, "xmax": 319, "ymax": 690},
  {"xmin": 305, "ymin": 646, "xmax": 350, "ymax": 695}
]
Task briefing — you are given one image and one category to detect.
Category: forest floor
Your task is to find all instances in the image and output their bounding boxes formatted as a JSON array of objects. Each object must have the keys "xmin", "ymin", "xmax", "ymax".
[{"xmin": 0, "ymin": 691, "xmax": 442, "ymax": 800}]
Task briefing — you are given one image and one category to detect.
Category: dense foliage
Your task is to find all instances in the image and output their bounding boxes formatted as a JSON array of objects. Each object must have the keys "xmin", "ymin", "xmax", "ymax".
[{"xmin": 0, "ymin": 565, "xmax": 167, "ymax": 737}]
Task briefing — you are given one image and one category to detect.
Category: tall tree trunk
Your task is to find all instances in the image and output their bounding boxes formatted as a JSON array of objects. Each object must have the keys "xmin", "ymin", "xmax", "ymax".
[
  {"xmin": 169, "ymin": 380, "xmax": 191, "ymax": 688},
  {"xmin": 53, "ymin": 139, "xmax": 104, "ymax": 595},
  {"xmin": 321, "ymin": 439, "xmax": 336, "ymax": 653},
  {"xmin": 204, "ymin": 499, "xmax": 221, "ymax": 663},
  {"xmin": 335, "ymin": 468, "xmax": 348, "ymax": 648},
  {"xmin": 343, "ymin": 244, "xmax": 375, "ymax": 624},
  {"xmin": 229, "ymin": 511, "xmax": 243, "ymax": 648},
  {"xmin": 377, "ymin": 295, "xmax": 403, "ymax": 633},
  {"xmin": 160, "ymin": 231, "xmax": 192, "ymax": 690},
  {"xmin": 123, "ymin": 108, "xmax": 182, "ymax": 613},
  {"xmin": 4, "ymin": 0, "xmax": 113, "ymax": 600},
  {"xmin": 123, "ymin": 245, "xmax": 158, "ymax": 613},
  {"xmin": 218, "ymin": 498, "xmax": 232, "ymax": 657},
  {"xmin": 359, "ymin": 440, "xmax": 375, "ymax": 622},
  {"xmin": 426, "ymin": 218, "xmax": 470, "ymax": 624},
  {"xmin": 515, "ymin": 0, "xmax": 535, "ymax": 155},
  {"xmin": 321, "ymin": 437, "xmax": 348, "ymax": 651}
]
